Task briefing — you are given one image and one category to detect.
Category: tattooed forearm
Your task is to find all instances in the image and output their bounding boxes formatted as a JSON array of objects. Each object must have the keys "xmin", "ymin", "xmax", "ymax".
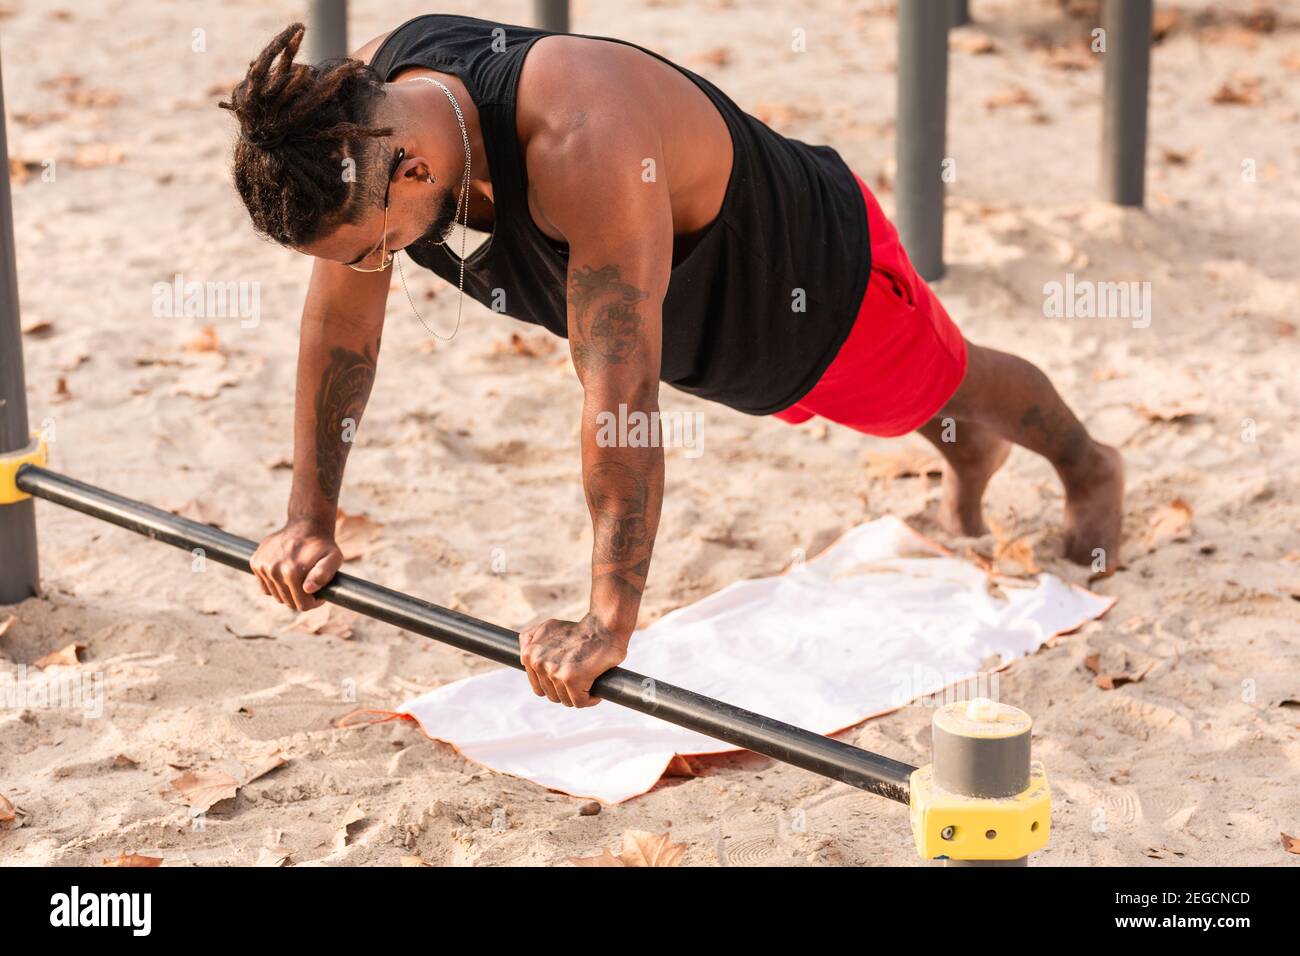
[
  {"xmin": 313, "ymin": 344, "xmax": 377, "ymax": 503},
  {"xmin": 586, "ymin": 459, "xmax": 657, "ymax": 611},
  {"xmin": 568, "ymin": 264, "xmax": 649, "ymax": 376},
  {"xmin": 569, "ymin": 259, "xmax": 664, "ymax": 635}
]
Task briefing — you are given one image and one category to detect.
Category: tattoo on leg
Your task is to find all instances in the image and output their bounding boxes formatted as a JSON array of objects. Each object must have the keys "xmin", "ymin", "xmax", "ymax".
[
  {"xmin": 1020, "ymin": 403, "xmax": 1089, "ymax": 471},
  {"xmin": 568, "ymin": 264, "xmax": 648, "ymax": 375},
  {"xmin": 314, "ymin": 344, "xmax": 377, "ymax": 503}
]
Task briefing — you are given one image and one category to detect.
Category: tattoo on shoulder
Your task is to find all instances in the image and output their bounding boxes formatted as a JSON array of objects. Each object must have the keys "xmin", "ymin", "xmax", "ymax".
[
  {"xmin": 314, "ymin": 343, "xmax": 377, "ymax": 503},
  {"xmin": 568, "ymin": 264, "xmax": 649, "ymax": 375}
]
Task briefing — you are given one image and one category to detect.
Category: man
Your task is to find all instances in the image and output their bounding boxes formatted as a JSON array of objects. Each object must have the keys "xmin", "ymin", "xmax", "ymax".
[{"xmin": 225, "ymin": 15, "xmax": 1123, "ymax": 710}]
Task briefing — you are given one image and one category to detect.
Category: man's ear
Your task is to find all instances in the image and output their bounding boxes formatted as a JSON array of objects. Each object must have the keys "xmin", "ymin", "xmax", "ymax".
[{"xmin": 399, "ymin": 154, "xmax": 434, "ymax": 184}]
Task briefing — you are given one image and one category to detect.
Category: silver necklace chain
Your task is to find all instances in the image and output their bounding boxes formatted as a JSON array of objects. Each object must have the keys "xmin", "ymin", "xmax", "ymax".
[{"xmin": 397, "ymin": 76, "xmax": 472, "ymax": 341}]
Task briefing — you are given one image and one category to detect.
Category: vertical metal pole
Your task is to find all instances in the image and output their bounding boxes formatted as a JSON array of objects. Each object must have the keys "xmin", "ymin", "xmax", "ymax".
[
  {"xmin": 896, "ymin": 0, "xmax": 949, "ymax": 281},
  {"xmin": 951, "ymin": 0, "xmax": 971, "ymax": 27},
  {"xmin": 533, "ymin": 0, "xmax": 570, "ymax": 33},
  {"xmin": 932, "ymin": 699, "xmax": 1034, "ymax": 867},
  {"xmin": 306, "ymin": 0, "xmax": 348, "ymax": 64},
  {"xmin": 0, "ymin": 50, "xmax": 40, "ymax": 604},
  {"xmin": 1101, "ymin": 0, "xmax": 1152, "ymax": 206}
]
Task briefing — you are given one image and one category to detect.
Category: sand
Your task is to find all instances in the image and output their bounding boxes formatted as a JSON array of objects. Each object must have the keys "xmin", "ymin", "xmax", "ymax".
[{"xmin": 1, "ymin": 0, "xmax": 1297, "ymax": 866}]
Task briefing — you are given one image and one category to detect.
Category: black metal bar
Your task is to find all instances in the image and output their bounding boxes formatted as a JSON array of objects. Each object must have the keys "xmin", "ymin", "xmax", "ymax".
[
  {"xmin": 306, "ymin": 0, "xmax": 348, "ymax": 64},
  {"xmin": 533, "ymin": 0, "xmax": 570, "ymax": 33},
  {"xmin": 15, "ymin": 465, "xmax": 916, "ymax": 803},
  {"xmin": 1101, "ymin": 0, "xmax": 1152, "ymax": 206},
  {"xmin": 896, "ymin": 0, "xmax": 950, "ymax": 281},
  {"xmin": 951, "ymin": 0, "xmax": 971, "ymax": 27},
  {"xmin": 0, "ymin": 49, "xmax": 40, "ymax": 605}
]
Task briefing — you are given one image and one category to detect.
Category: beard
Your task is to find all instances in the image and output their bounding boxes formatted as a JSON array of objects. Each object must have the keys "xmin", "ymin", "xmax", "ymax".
[{"xmin": 404, "ymin": 185, "xmax": 460, "ymax": 257}]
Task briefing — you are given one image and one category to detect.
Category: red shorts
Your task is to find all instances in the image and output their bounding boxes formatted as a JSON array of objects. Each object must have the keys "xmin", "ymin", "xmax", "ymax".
[{"xmin": 773, "ymin": 175, "xmax": 967, "ymax": 438}]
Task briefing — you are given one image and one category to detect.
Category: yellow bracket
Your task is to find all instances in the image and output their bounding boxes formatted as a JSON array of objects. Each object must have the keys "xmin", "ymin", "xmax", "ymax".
[
  {"xmin": 909, "ymin": 761, "xmax": 1051, "ymax": 861},
  {"xmin": 0, "ymin": 434, "xmax": 47, "ymax": 505}
]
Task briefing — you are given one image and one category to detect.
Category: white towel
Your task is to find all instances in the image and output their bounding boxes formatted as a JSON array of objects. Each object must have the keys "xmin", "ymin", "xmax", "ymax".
[{"xmin": 399, "ymin": 517, "xmax": 1113, "ymax": 803}]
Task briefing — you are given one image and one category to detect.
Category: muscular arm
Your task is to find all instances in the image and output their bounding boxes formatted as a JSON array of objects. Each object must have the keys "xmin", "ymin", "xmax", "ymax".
[
  {"xmin": 288, "ymin": 259, "xmax": 389, "ymax": 527},
  {"xmin": 569, "ymin": 260, "xmax": 666, "ymax": 635},
  {"xmin": 515, "ymin": 78, "xmax": 673, "ymax": 707},
  {"xmin": 250, "ymin": 258, "xmax": 389, "ymax": 610}
]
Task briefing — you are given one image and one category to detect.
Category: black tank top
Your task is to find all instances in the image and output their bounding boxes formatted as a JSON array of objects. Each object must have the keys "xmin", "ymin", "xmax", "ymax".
[{"xmin": 370, "ymin": 14, "xmax": 870, "ymax": 416}]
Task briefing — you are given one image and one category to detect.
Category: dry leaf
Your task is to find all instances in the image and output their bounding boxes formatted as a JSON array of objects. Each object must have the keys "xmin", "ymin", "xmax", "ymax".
[
  {"xmin": 7, "ymin": 157, "xmax": 41, "ymax": 184},
  {"xmin": 1282, "ymin": 833, "xmax": 1300, "ymax": 855},
  {"xmin": 335, "ymin": 510, "xmax": 384, "ymax": 561},
  {"xmin": 163, "ymin": 770, "xmax": 240, "ymax": 812},
  {"xmin": 570, "ymin": 848, "xmax": 626, "ymax": 867},
  {"xmin": 65, "ymin": 86, "xmax": 121, "ymax": 109},
  {"xmin": 34, "ymin": 642, "xmax": 84, "ymax": 669},
  {"xmin": 12, "ymin": 110, "xmax": 66, "ymax": 128},
  {"xmin": 990, "ymin": 520, "xmax": 1040, "ymax": 577},
  {"xmin": 571, "ymin": 830, "xmax": 686, "ymax": 867},
  {"xmin": 334, "ymin": 803, "xmax": 366, "ymax": 851},
  {"xmin": 0, "ymin": 792, "xmax": 15, "ymax": 823},
  {"xmin": 39, "ymin": 72, "xmax": 84, "ymax": 93},
  {"xmin": 864, "ymin": 446, "xmax": 942, "ymax": 482},
  {"xmin": 1131, "ymin": 398, "xmax": 1208, "ymax": 422},
  {"xmin": 242, "ymin": 752, "xmax": 288, "ymax": 785},
  {"xmin": 1037, "ymin": 43, "xmax": 1095, "ymax": 71},
  {"xmin": 1151, "ymin": 8, "xmax": 1181, "ymax": 42},
  {"xmin": 72, "ymin": 142, "xmax": 125, "ymax": 168},
  {"xmin": 985, "ymin": 86, "xmax": 1038, "ymax": 111},
  {"xmin": 257, "ymin": 845, "xmax": 292, "ymax": 867},
  {"xmin": 950, "ymin": 33, "xmax": 996, "ymax": 55},
  {"xmin": 960, "ymin": 544, "xmax": 1009, "ymax": 600},
  {"xmin": 185, "ymin": 326, "xmax": 223, "ymax": 354},
  {"xmin": 1161, "ymin": 148, "xmax": 1198, "ymax": 166},
  {"xmin": 110, "ymin": 754, "xmax": 138, "ymax": 769},
  {"xmin": 289, "ymin": 603, "xmax": 356, "ymax": 639},
  {"xmin": 694, "ymin": 47, "xmax": 731, "ymax": 68},
  {"xmin": 1095, "ymin": 669, "xmax": 1150, "ymax": 690},
  {"xmin": 52, "ymin": 377, "xmax": 72, "ymax": 403},
  {"xmin": 964, "ymin": 545, "xmax": 996, "ymax": 576},
  {"xmin": 20, "ymin": 319, "xmax": 53, "ymax": 337},
  {"xmin": 103, "ymin": 852, "xmax": 162, "ymax": 867},
  {"xmin": 1242, "ymin": 7, "xmax": 1278, "ymax": 34},
  {"xmin": 662, "ymin": 755, "xmax": 701, "ymax": 778},
  {"xmin": 618, "ymin": 830, "xmax": 687, "ymax": 867},
  {"xmin": 1085, "ymin": 653, "xmax": 1154, "ymax": 690},
  {"xmin": 1211, "ymin": 77, "xmax": 1262, "ymax": 106},
  {"xmin": 494, "ymin": 332, "xmax": 555, "ymax": 357},
  {"xmin": 1142, "ymin": 499, "xmax": 1193, "ymax": 552},
  {"xmin": 400, "ymin": 855, "xmax": 432, "ymax": 867},
  {"xmin": 0, "ymin": 613, "xmax": 15, "ymax": 639}
]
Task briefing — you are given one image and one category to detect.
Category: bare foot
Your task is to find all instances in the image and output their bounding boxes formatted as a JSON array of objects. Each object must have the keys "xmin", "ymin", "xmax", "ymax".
[
  {"xmin": 936, "ymin": 432, "xmax": 1012, "ymax": 537},
  {"xmin": 1062, "ymin": 442, "xmax": 1125, "ymax": 571}
]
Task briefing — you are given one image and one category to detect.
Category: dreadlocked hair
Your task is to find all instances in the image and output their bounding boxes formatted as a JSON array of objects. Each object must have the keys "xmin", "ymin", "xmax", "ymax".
[{"xmin": 219, "ymin": 22, "xmax": 394, "ymax": 247}]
